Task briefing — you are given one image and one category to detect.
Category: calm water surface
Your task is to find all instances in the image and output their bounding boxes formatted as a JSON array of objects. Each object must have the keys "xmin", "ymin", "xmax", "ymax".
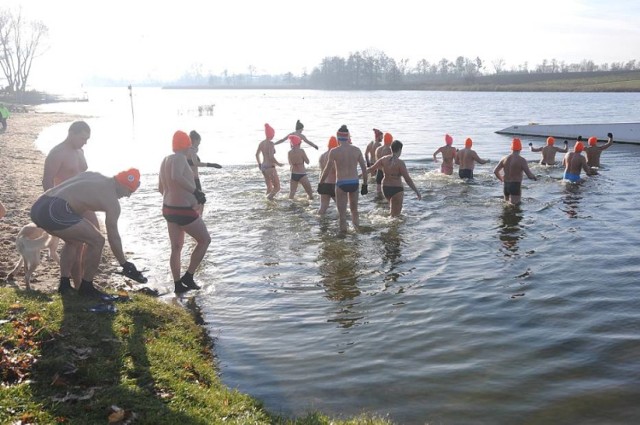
[{"xmin": 38, "ymin": 89, "xmax": 640, "ymax": 424}]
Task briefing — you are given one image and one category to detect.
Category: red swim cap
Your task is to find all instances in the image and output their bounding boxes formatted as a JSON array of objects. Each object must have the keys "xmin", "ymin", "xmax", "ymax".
[
  {"xmin": 289, "ymin": 135, "xmax": 301, "ymax": 146},
  {"xmin": 588, "ymin": 136, "xmax": 597, "ymax": 146},
  {"xmin": 114, "ymin": 168, "xmax": 140, "ymax": 192},
  {"xmin": 265, "ymin": 123, "xmax": 275, "ymax": 141},
  {"xmin": 465, "ymin": 138, "xmax": 473, "ymax": 148},
  {"xmin": 511, "ymin": 138, "xmax": 522, "ymax": 151},
  {"xmin": 172, "ymin": 131, "xmax": 192, "ymax": 152},
  {"xmin": 546, "ymin": 137, "xmax": 555, "ymax": 146},
  {"xmin": 328, "ymin": 136, "xmax": 338, "ymax": 149},
  {"xmin": 383, "ymin": 132, "xmax": 393, "ymax": 145},
  {"xmin": 574, "ymin": 141, "xmax": 585, "ymax": 152},
  {"xmin": 445, "ymin": 134, "xmax": 453, "ymax": 145}
]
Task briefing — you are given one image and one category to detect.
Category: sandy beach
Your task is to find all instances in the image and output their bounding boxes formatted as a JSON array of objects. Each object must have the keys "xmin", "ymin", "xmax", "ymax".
[{"xmin": 0, "ymin": 110, "xmax": 119, "ymax": 292}]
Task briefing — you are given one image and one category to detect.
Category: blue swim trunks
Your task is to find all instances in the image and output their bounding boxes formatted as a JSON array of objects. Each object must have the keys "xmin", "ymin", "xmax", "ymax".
[
  {"xmin": 563, "ymin": 172, "xmax": 580, "ymax": 183},
  {"xmin": 336, "ymin": 179, "xmax": 359, "ymax": 193},
  {"xmin": 30, "ymin": 195, "xmax": 83, "ymax": 231}
]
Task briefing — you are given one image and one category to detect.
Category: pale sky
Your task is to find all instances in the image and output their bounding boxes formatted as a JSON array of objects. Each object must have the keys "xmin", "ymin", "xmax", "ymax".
[{"xmin": 5, "ymin": 0, "xmax": 640, "ymax": 90}]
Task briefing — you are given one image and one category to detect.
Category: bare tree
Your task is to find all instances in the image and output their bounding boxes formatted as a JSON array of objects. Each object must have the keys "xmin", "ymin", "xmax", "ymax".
[{"xmin": 0, "ymin": 7, "xmax": 48, "ymax": 96}]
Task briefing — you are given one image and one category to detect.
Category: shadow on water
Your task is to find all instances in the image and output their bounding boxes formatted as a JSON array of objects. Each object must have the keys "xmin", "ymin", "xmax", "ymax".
[{"xmin": 497, "ymin": 203, "xmax": 524, "ymax": 256}]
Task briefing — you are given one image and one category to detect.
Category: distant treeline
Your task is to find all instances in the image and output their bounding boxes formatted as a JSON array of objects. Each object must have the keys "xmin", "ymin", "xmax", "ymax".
[{"xmin": 142, "ymin": 50, "xmax": 640, "ymax": 92}]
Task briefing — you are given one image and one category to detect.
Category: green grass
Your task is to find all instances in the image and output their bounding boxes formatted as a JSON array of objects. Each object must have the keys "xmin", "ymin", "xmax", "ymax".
[{"xmin": 0, "ymin": 288, "xmax": 391, "ymax": 424}]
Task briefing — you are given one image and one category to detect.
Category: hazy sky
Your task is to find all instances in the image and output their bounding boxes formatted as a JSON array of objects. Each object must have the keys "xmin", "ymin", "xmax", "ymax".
[{"xmin": 5, "ymin": 0, "xmax": 640, "ymax": 89}]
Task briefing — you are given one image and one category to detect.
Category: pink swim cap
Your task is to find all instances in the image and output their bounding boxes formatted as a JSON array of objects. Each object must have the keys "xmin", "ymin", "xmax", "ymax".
[
  {"xmin": 445, "ymin": 134, "xmax": 453, "ymax": 145},
  {"xmin": 265, "ymin": 123, "xmax": 275, "ymax": 141},
  {"xmin": 289, "ymin": 135, "xmax": 301, "ymax": 147}
]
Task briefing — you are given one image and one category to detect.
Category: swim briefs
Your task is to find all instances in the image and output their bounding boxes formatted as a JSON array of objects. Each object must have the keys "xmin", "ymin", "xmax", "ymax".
[
  {"xmin": 317, "ymin": 182, "xmax": 335, "ymax": 197},
  {"xmin": 503, "ymin": 181, "xmax": 522, "ymax": 197},
  {"xmin": 563, "ymin": 172, "xmax": 580, "ymax": 183},
  {"xmin": 30, "ymin": 195, "xmax": 83, "ymax": 231},
  {"xmin": 459, "ymin": 169, "xmax": 474, "ymax": 179},
  {"xmin": 383, "ymin": 186, "xmax": 404, "ymax": 200},
  {"xmin": 336, "ymin": 179, "xmax": 359, "ymax": 193},
  {"xmin": 162, "ymin": 204, "xmax": 200, "ymax": 226},
  {"xmin": 291, "ymin": 173, "xmax": 306, "ymax": 182}
]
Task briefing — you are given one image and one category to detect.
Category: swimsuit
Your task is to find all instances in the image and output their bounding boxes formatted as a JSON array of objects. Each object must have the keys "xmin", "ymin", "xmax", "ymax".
[
  {"xmin": 317, "ymin": 182, "xmax": 335, "ymax": 197},
  {"xmin": 336, "ymin": 179, "xmax": 359, "ymax": 193},
  {"xmin": 383, "ymin": 186, "xmax": 404, "ymax": 200},
  {"xmin": 162, "ymin": 204, "xmax": 200, "ymax": 226},
  {"xmin": 376, "ymin": 169, "xmax": 384, "ymax": 184},
  {"xmin": 260, "ymin": 164, "xmax": 275, "ymax": 171},
  {"xmin": 459, "ymin": 169, "xmax": 474, "ymax": 179},
  {"xmin": 503, "ymin": 181, "xmax": 522, "ymax": 197},
  {"xmin": 30, "ymin": 195, "xmax": 83, "ymax": 231},
  {"xmin": 291, "ymin": 173, "xmax": 306, "ymax": 182},
  {"xmin": 563, "ymin": 172, "xmax": 580, "ymax": 183},
  {"xmin": 440, "ymin": 164, "xmax": 453, "ymax": 175}
]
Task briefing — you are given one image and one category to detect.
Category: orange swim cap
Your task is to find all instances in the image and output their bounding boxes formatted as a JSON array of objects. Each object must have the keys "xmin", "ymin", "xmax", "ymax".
[
  {"xmin": 289, "ymin": 135, "xmax": 301, "ymax": 147},
  {"xmin": 588, "ymin": 136, "xmax": 597, "ymax": 146},
  {"xmin": 383, "ymin": 132, "xmax": 393, "ymax": 145},
  {"xmin": 328, "ymin": 136, "xmax": 338, "ymax": 149},
  {"xmin": 574, "ymin": 141, "xmax": 585, "ymax": 152},
  {"xmin": 511, "ymin": 138, "xmax": 522, "ymax": 151},
  {"xmin": 265, "ymin": 123, "xmax": 275, "ymax": 141},
  {"xmin": 546, "ymin": 136, "xmax": 555, "ymax": 146},
  {"xmin": 445, "ymin": 134, "xmax": 453, "ymax": 145},
  {"xmin": 114, "ymin": 168, "xmax": 140, "ymax": 192},
  {"xmin": 465, "ymin": 138, "xmax": 473, "ymax": 148},
  {"xmin": 172, "ymin": 130, "xmax": 192, "ymax": 152}
]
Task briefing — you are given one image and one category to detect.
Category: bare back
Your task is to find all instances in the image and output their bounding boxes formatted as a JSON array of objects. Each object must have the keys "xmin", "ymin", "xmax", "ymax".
[
  {"xmin": 288, "ymin": 148, "xmax": 309, "ymax": 173},
  {"xmin": 45, "ymin": 172, "xmax": 119, "ymax": 217},
  {"xmin": 457, "ymin": 148, "xmax": 483, "ymax": 169},
  {"xmin": 257, "ymin": 139, "xmax": 278, "ymax": 167},
  {"xmin": 564, "ymin": 152, "xmax": 590, "ymax": 175},
  {"xmin": 375, "ymin": 144, "xmax": 392, "ymax": 161},
  {"xmin": 585, "ymin": 146, "xmax": 604, "ymax": 167},
  {"xmin": 323, "ymin": 144, "xmax": 366, "ymax": 182},
  {"xmin": 434, "ymin": 145, "xmax": 457, "ymax": 165},
  {"xmin": 159, "ymin": 154, "xmax": 197, "ymax": 207},
  {"xmin": 501, "ymin": 153, "xmax": 533, "ymax": 182},
  {"xmin": 319, "ymin": 151, "xmax": 336, "ymax": 184}
]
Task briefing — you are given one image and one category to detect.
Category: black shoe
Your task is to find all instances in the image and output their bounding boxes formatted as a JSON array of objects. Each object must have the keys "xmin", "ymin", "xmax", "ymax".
[
  {"xmin": 174, "ymin": 281, "xmax": 190, "ymax": 294},
  {"xmin": 58, "ymin": 278, "xmax": 73, "ymax": 295},
  {"xmin": 180, "ymin": 273, "xmax": 201, "ymax": 290},
  {"xmin": 78, "ymin": 280, "xmax": 107, "ymax": 298}
]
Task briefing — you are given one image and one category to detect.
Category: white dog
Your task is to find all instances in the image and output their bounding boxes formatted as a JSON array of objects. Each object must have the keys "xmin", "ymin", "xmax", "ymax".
[{"xmin": 7, "ymin": 223, "xmax": 60, "ymax": 290}]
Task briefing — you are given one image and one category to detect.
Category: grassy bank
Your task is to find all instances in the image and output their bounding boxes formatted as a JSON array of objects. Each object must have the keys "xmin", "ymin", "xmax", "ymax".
[{"xmin": 0, "ymin": 288, "xmax": 390, "ymax": 424}]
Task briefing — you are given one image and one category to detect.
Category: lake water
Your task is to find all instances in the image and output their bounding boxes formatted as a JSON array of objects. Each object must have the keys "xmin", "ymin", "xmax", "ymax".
[{"xmin": 37, "ymin": 89, "xmax": 640, "ymax": 424}]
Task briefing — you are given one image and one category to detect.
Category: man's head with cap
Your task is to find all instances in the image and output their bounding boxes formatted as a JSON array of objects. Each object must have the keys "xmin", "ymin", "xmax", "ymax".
[
  {"xmin": 546, "ymin": 136, "xmax": 555, "ymax": 146},
  {"xmin": 574, "ymin": 141, "xmax": 585, "ymax": 153},
  {"xmin": 465, "ymin": 138, "xmax": 473, "ymax": 148},
  {"xmin": 172, "ymin": 130, "xmax": 192, "ymax": 152},
  {"xmin": 511, "ymin": 138, "xmax": 522, "ymax": 151},
  {"xmin": 337, "ymin": 125, "xmax": 350, "ymax": 144},
  {"xmin": 114, "ymin": 168, "xmax": 141, "ymax": 196},
  {"xmin": 588, "ymin": 136, "xmax": 598, "ymax": 146}
]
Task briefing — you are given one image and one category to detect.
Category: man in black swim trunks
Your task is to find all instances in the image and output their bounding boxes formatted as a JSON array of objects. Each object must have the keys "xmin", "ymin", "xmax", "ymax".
[
  {"xmin": 493, "ymin": 138, "xmax": 537, "ymax": 205},
  {"xmin": 30, "ymin": 169, "xmax": 145, "ymax": 296},
  {"xmin": 159, "ymin": 130, "xmax": 211, "ymax": 293}
]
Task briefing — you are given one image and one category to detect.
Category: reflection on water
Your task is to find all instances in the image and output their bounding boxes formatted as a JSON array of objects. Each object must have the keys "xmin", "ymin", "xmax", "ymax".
[
  {"xmin": 561, "ymin": 183, "xmax": 583, "ymax": 219},
  {"xmin": 498, "ymin": 204, "xmax": 523, "ymax": 256},
  {"xmin": 380, "ymin": 220, "xmax": 404, "ymax": 283}
]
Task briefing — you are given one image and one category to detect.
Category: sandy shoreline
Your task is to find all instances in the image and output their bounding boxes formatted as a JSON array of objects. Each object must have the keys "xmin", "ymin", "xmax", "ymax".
[{"xmin": 0, "ymin": 110, "xmax": 120, "ymax": 292}]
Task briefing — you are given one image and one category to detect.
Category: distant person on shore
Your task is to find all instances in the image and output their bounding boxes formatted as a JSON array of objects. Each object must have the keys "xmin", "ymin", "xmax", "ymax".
[
  {"xmin": 0, "ymin": 103, "xmax": 9, "ymax": 132},
  {"xmin": 275, "ymin": 120, "xmax": 319, "ymax": 150},
  {"xmin": 493, "ymin": 138, "xmax": 537, "ymax": 205},
  {"xmin": 529, "ymin": 137, "xmax": 568, "ymax": 165},
  {"xmin": 319, "ymin": 125, "xmax": 368, "ymax": 232},
  {"xmin": 365, "ymin": 128, "xmax": 384, "ymax": 166},
  {"xmin": 317, "ymin": 136, "xmax": 338, "ymax": 215},
  {"xmin": 288, "ymin": 135, "xmax": 314, "ymax": 200},
  {"xmin": 187, "ymin": 130, "xmax": 222, "ymax": 215},
  {"xmin": 433, "ymin": 134, "xmax": 457, "ymax": 175},
  {"xmin": 42, "ymin": 120, "xmax": 98, "ymax": 289},
  {"xmin": 29, "ymin": 169, "xmax": 145, "ymax": 296},
  {"xmin": 159, "ymin": 131, "xmax": 211, "ymax": 294},
  {"xmin": 455, "ymin": 138, "xmax": 489, "ymax": 179},
  {"xmin": 255, "ymin": 123, "xmax": 284, "ymax": 200},
  {"xmin": 585, "ymin": 133, "xmax": 614, "ymax": 168},
  {"xmin": 368, "ymin": 140, "xmax": 421, "ymax": 216},
  {"xmin": 0, "ymin": 200, "xmax": 6, "ymax": 219},
  {"xmin": 562, "ymin": 141, "xmax": 596, "ymax": 183},
  {"xmin": 373, "ymin": 132, "xmax": 393, "ymax": 197}
]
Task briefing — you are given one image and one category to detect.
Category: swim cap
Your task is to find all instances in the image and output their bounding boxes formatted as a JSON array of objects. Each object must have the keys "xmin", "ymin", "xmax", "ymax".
[
  {"xmin": 289, "ymin": 135, "xmax": 301, "ymax": 147},
  {"xmin": 574, "ymin": 141, "xmax": 585, "ymax": 152},
  {"xmin": 337, "ymin": 125, "xmax": 350, "ymax": 142},
  {"xmin": 114, "ymin": 168, "xmax": 140, "ymax": 192},
  {"xmin": 465, "ymin": 138, "xmax": 473, "ymax": 148},
  {"xmin": 328, "ymin": 136, "xmax": 338, "ymax": 149},
  {"xmin": 296, "ymin": 120, "xmax": 304, "ymax": 131},
  {"xmin": 546, "ymin": 136, "xmax": 555, "ymax": 146},
  {"xmin": 588, "ymin": 136, "xmax": 597, "ymax": 146},
  {"xmin": 383, "ymin": 132, "xmax": 393, "ymax": 145},
  {"xmin": 445, "ymin": 134, "xmax": 453, "ymax": 145},
  {"xmin": 172, "ymin": 130, "xmax": 192, "ymax": 152},
  {"xmin": 373, "ymin": 128, "xmax": 383, "ymax": 140},
  {"xmin": 265, "ymin": 123, "xmax": 275, "ymax": 140},
  {"xmin": 511, "ymin": 138, "xmax": 522, "ymax": 151}
]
